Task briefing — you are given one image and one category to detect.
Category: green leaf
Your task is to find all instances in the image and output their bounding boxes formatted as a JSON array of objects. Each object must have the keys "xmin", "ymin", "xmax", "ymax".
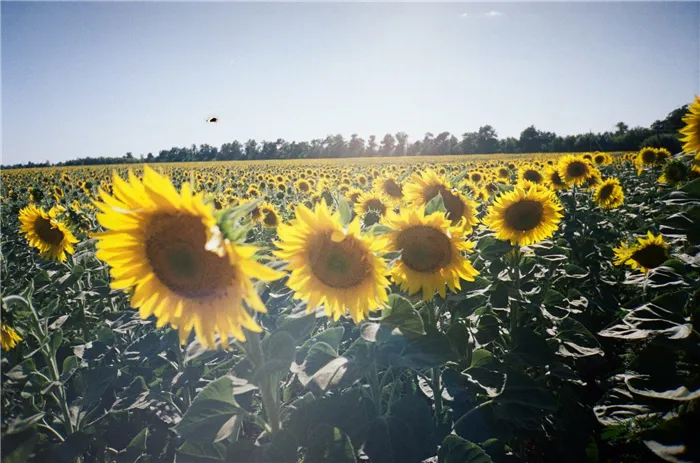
[
  {"xmin": 277, "ymin": 312, "xmax": 317, "ymax": 340},
  {"xmin": 438, "ymin": 436, "xmax": 492, "ymax": 463},
  {"xmin": 564, "ymin": 264, "xmax": 589, "ymax": 278},
  {"xmin": 6, "ymin": 359, "xmax": 37, "ymax": 381},
  {"xmin": 680, "ymin": 177, "xmax": 700, "ymax": 198},
  {"xmin": 262, "ymin": 430, "xmax": 298, "ymax": 463},
  {"xmin": 338, "ymin": 196, "xmax": 352, "ymax": 227},
  {"xmin": 425, "ymin": 192, "xmax": 446, "ymax": 215},
  {"xmin": 381, "ymin": 298, "xmax": 425, "ymax": 337},
  {"xmin": 78, "ymin": 366, "xmax": 118, "ymax": 407},
  {"xmin": 173, "ymin": 376, "xmax": 242, "ymax": 442},
  {"xmin": 6, "ymin": 413, "xmax": 45, "ymax": 435},
  {"xmin": 304, "ymin": 425, "xmax": 356, "ymax": 463},
  {"xmin": 51, "ymin": 329, "xmax": 63, "ymax": 355},
  {"xmin": 263, "ymin": 331, "xmax": 296, "ymax": 365},
  {"xmin": 126, "ymin": 428, "xmax": 148, "ymax": 451},
  {"xmin": 297, "ymin": 327, "xmax": 345, "ymax": 363},
  {"xmin": 383, "ymin": 294, "xmax": 414, "ymax": 318},
  {"xmin": 476, "ymin": 237, "xmax": 512, "ymax": 260},
  {"xmin": 398, "ymin": 332, "xmax": 454, "ymax": 369},
  {"xmin": 175, "ymin": 441, "xmax": 227, "ymax": 463},
  {"xmin": 470, "ymin": 349, "xmax": 494, "ymax": 368},
  {"xmin": 60, "ymin": 356, "xmax": 79, "ymax": 383},
  {"xmin": 554, "ymin": 318, "xmax": 603, "ymax": 358},
  {"xmin": 288, "ymin": 389, "xmax": 376, "ymax": 449}
]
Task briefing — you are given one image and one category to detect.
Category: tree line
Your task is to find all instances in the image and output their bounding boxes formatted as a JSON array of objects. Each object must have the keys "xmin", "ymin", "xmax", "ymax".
[{"xmin": 3, "ymin": 105, "xmax": 687, "ymax": 169}]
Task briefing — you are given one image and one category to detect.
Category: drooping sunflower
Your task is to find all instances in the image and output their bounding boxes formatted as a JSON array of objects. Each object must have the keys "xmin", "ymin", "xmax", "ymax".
[
  {"xmin": 275, "ymin": 202, "xmax": 389, "ymax": 323},
  {"xmin": 680, "ymin": 95, "xmax": 700, "ymax": 154},
  {"xmin": 592, "ymin": 178, "xmax": 624, "ymax": 209},
  {"xmin": 0, "ymin": 324, "xmax": 22, "ymax": 351},
  {"xmin": 483, "ymin": 185, "xmax": 563, "ymax": 246},
  {"xmin": 93, "ymin": 167, "xmax": 281, "ymax": 348},
  {"xmin": 613, "ymin": 232, "xmax": 670, "ymax": 273},
  {"xmin": 381, "ymin": 207, "xmax": 478, "ymax": 300},
  {"xmin": 19, "ymin": 205, "xmax": 78, "ymax": 262},
  {"xmin": 558, "ymin": 155, "xmax": 595, "ymax": 186}
]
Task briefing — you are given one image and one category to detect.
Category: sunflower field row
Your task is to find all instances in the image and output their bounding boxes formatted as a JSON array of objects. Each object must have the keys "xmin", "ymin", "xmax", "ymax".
[{"xmin": 2, "ymin": 123, "xmax": 700, "ymax": 462}]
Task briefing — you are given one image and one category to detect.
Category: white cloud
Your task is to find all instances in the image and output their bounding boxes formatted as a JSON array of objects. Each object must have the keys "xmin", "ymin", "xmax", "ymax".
[
  {"xmin": 460, "ymin": 12, "xmax": 469, "ymax": 18},
  {"xmin": 484, "ymin": 11, "xmax": 504, "ymax": 18}
]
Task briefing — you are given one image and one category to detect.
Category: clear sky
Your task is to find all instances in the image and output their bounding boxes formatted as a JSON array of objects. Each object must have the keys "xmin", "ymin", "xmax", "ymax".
[{"xmin": 2, "ymin": 1, "xmax": 699, "ymax": 165}]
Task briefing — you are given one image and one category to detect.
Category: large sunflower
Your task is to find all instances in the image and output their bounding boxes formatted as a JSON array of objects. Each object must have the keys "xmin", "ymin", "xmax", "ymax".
[
  {"xmin": 404, "ymin": 170, "xmax": 478, "ymax": 228},
  {"xmin": 558, "ymin": 155, "xmax": 595, "ymax": 186},
  {"xmin": 0, "ymin": 324, "xmax": 22, "ymax": 351},
  {"xmin": 19, "ymin": 205, "xmax": 78, "ymax": 262},
  {"xmin": 381, "ymin": 208, "xmax": 478, "ymax": 300},
  {"xmin": 483, "ymin": 185, "xmax": 563, "ymax": 246},
  {"xmin": 680, "ymin": 95, "xmax": 700, "ymax": 154},
  {"xmin": 593, "ymin": 178, "xmax": 624, "ymax": 209},
  {"xmin": 613, "ymin": 232, "xmax": 669, "ymax": 273},
  {"xmin": 275, "ymin": 202, "xmax": 389, "ymax": 323},
  {"xmin": 93, "ymin": 167, "xmax": 281, "ymax": 348}
]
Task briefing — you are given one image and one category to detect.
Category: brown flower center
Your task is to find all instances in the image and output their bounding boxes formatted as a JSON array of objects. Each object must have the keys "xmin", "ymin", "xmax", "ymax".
[
  {"xmin": 523, "ymin": 170, "xmax": 543, "ymax": 183},
  {"xmin": 398, "ymin": 225, "xmax": 452, "ymax": 273},
  {"xmin": 382, "ymin": 179, "xmax": 403, "ymax": 199},
  {"xmin": 631, "ymin": 244, "xmax": 668, "ymax": 270},
  {"xmin": 362, "ymin": 199, "xmax": 387, "ymax": 216},
  {"xmin": 308, "ymin": 233, "xmax": 371, "ymax": 289},
  {"xmin": 598, "ymin": 184, "xmax": 615, "ymax": 200},
  {"xmin": 504, "ymin": 199, "xmax": 544, "ymax": 231},
  {"xmin": 263, "ymin": 210, "xmax": 278, "ymax": 227},
  {"xmin": 566, "ymin": 161, "xmax": 588, "ymax": 178},
  {"xmin": 145, "ymin": 213, "xmax": 235, "ymax": 298},
  {"xmin": 423, "ymin": 185, "xmax": 465, "ymax": 223},
  {"xmin": 34, "ymin": 216, "xmax": 65, "ymax": 246}
]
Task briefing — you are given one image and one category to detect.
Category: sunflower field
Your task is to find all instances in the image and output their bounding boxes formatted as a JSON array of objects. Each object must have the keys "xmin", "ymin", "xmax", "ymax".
[{"xmin": 2, "ymin": 104, "xmax": 700, "ymax": 463}]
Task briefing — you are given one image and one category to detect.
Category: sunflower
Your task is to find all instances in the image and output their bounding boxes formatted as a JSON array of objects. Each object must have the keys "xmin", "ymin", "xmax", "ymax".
[
  {"xmin": 374, "ymin": 175, "xmax": 404, "ymax": 205},
  {"xmin": 558, "ymin": 155, "xmax": 595, "ymax": 186},
  {"xmin": 680, "ymin": 95, "xmax": 700, "ymax": 154},
  {"xmin": 404, "ymin": 170, "xmax": 478, "ymax": 226},
  {"xmin": 483, "ymin": 185, "xmax": 563, "ymax": 246},
  {"xmin": 658, "ymin": 160, "xmax": 689, "ymax": 186},
  {"xmin": 637, "ymin": 147, "xmax": 657, "ymax": 167},
  {"xmin": 593, "ymin": 152, "xmax": 612, "ymax": 166},
  {"xmin": 593, "ymin": 178, "xmax": 624, "ymax": 209},
  {"xmin": 497, "ymin": 167, "xmax": 511, "ymax": 180},
  {"xmin": 354, "ymin": 192, "xmax": 389, "ymax": 218},
  {"xmin": 381, "ymin": 207, "xmax": 478, "ymax": 300},
  {"xmin": 345, "ymin": 187, "xmax": 364, "ymax": 205},
  {"xmin": 613, "ymin": 232, "xmax": 669, "ymax": 273},
  {"xmin": 275, "ymin": 202, "xmax": 389, "ymax": 323},
  {"xmin": 260, "ymin": 202, "xmax": 281, "ymax": 228},
  {"xmin": 93, "ymin": 167, "xmax": 281, "ymax": 348},
  {"xmin": 1, "ymin": 324, "xmax": 22, "ymax": 351},
  {"xmin": 519, "ymin": 166, "xmax": 545, "ymax": 185},
  {"xmin": 19, "ymin": 205, "xmax": 78, "ymax": 262},
  {"xmin": 544, "ymin": 166, "xmax": 567, "ymax": 191}
]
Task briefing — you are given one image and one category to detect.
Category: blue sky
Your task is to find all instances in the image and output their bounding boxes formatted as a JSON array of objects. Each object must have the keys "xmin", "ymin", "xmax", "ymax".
[{"xmin": 2, "ymin": 2, "xmax": 699, "ymax": 165}]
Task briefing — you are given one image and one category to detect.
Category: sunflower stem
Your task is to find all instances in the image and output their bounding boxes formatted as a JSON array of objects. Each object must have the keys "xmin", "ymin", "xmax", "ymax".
[
  {"xmin": 425, "ymin": 301, "xmax": 443, "ymax": 420},
  {"xmin": 246, "ymin": 331, "xmax": 281, "ymax": 436},
  {"xmin": 510, "ymin": 245, "xmax": 521, "ymax": 334}
]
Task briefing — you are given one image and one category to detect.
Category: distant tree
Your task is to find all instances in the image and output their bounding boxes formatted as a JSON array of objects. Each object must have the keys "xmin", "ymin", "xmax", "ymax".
[
  {"xmin": 245, "ymin": 139, "xmax": 259, "ymax": 160},
  {"xmin": 476, "ymin": 125, "xmax": 499, "ymax": 153},
  {"xmin": 640, "ymin": 133, "xmax": 683, "ymax": 153},
  {"xmin": 379, "ymin": 133, "xmax": 396, "ymax": 156},
  {"xmin": 395, "ymin": 132, "xmax": 409, "ymax": 156},
  {"xmin": 348, "ymin": 134, "xmax": 365, "ymax": 158},
  {"xmin": 365, "ymin": 135, "xmax": 377, "ymax": 157},
  {"xmin": 615, "ymin": 122, "xmax": 629, "ymax": 135}
]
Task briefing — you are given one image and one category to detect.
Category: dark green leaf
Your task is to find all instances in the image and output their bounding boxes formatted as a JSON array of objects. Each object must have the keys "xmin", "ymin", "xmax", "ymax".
[
  {"xmin": 304, "ymin": 425, "xmax": 356, "ymax": 463},
  {"xmin": 438, "ymin": 435, "xmax": 492, "ymax": 463}
]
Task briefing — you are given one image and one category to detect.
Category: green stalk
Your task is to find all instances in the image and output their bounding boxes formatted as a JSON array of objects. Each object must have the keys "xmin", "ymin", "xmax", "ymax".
[
  {"xmin": 510, "ymin": 245, "xmax": 521, "ymax": 334},
  {"xmin": 426, "ymin": 302, "xmax": 443, "ymax": 419},
  {"xmin": 246, "ymin": 332, "xmax": 281, "ymax": 435}
]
